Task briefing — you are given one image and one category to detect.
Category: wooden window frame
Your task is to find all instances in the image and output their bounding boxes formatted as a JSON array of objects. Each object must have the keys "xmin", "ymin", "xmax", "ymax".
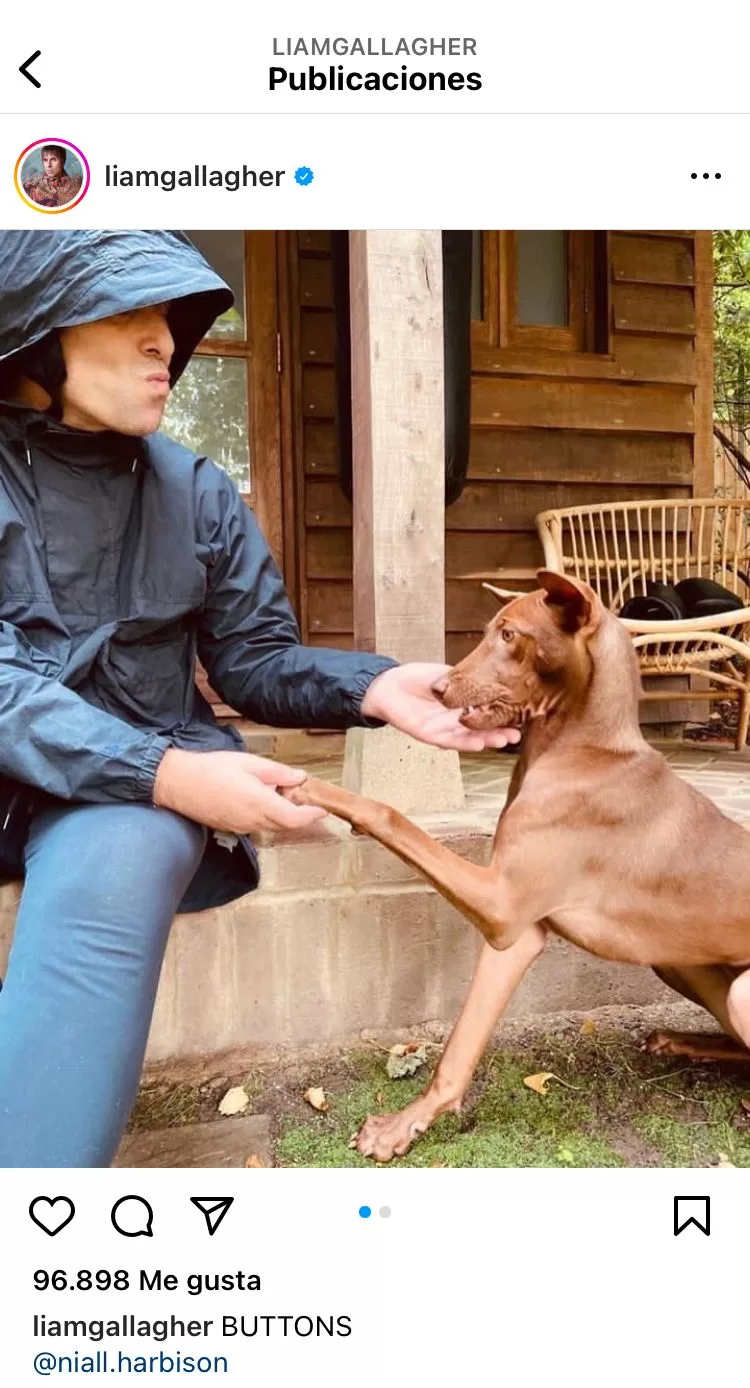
[
  {"xmin": 188, "ymin": 232, "xmax": 288, "ymax": 721},
  {"xmin": 472, "ymin": 230, "xmax": 607, "ymax": 358},
  {"xmin": 190, "ymin": 232, "xmax": 284, "ymax": 568}
]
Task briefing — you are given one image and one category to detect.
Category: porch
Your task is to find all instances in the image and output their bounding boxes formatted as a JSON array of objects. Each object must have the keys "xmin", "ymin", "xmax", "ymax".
[
  {"xmin": 0, "ymin": 228, "xmax": 727, "ymax": 1077},
  {"xmin": 3, "ymin": 740, "xmax": 743, "ymax": 1068},
  {"xmin": 140, "ymin": 740, "xmax": 750, "ymax": 1062}
]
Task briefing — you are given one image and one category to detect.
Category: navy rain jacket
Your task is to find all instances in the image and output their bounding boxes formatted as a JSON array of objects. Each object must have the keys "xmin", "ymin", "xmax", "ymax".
[{"xmin": 0, "ymin": 230, "xmax": 397, "ymax": 911}]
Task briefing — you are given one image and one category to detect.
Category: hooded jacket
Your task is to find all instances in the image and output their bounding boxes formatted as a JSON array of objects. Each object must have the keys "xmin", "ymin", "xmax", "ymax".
[{"xmin": 0, "ymin": 230, "xmax": 397, "ymax": 911}]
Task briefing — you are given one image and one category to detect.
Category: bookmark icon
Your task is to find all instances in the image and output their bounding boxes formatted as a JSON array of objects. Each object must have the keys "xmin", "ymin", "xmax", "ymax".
[{"xmin": 673, "ymin": 1196, "xmax": 710, "ymax": 1236}]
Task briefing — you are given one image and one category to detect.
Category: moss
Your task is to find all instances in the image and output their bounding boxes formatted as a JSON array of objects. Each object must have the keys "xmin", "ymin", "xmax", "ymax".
[
  {"xmin": 129, "ymin": 1028, "xmax": 750, "ymax": 1167},
  {"xmin": 275, "ymin": 1033, "xmax": 750, "ymax": 1168}
]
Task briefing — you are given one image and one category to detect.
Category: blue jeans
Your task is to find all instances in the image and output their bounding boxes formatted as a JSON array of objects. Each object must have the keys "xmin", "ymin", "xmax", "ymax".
[{"xmin": 0, "ymin": 801, "xmax": 207, "ymax": 1167}]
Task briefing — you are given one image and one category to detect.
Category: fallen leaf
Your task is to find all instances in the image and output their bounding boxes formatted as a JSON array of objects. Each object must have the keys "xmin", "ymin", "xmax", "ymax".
[
  {"xmin": 387, "ymin": 1044, "xmax": 428, "ymax": 1079},
  {"xmin": 717, "ymin": 1151, "xmax": 736, "ymax": 1168},
  {"xmin": 523, "ymin": 1071, "xmax": 556, "ymax": 1096},
  {"xmin": 304, "ymin": 1086, "xmax": 330, "ymax": 1112},
  {"xmin": 375, "ymin": 1091, "xmax": 385, "ymax": 1107},
  {"xmin": 580, "ymin": 1019, "xmax": 597, "ymax": 1036},
  {"xmin": 430, "ymin": 1159, "xmax": 449, "ymax": 1168},
  {"xmin": 557, "ymin": 1147, "xmax": 574, "ymax": 1164},
  {"xmin": 218, "ymin": 1085, "xmax": 249, "ymax": 1116},
  {"xmin": 245, "ymin": 1154, "xmax": 267, "ymax": 1168},
  {"xmin": 388, "ymin": 1043, "xmax": 408, "ymax": 1057}
]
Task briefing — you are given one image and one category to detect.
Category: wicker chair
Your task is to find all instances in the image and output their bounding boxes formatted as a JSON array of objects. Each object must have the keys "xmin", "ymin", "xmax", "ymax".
[{"xmin": 535, "ymin": 498, "xmax": 750, "ymax": 750}]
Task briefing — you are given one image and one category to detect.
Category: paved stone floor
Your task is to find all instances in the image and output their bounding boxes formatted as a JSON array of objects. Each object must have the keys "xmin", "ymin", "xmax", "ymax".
[{"xmin": 301, "ymin": 742, "xmax": 750, "ymax": 830}]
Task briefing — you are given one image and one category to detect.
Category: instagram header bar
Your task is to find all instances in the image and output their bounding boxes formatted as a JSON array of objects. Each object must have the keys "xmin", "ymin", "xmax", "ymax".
[{"xmin": 4, "ymin": 3, "xmax": 748, "ymax": 115}]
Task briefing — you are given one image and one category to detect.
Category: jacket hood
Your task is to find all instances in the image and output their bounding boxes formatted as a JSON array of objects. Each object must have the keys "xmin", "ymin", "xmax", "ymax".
[{"xmin": 0, "ymin": 230, "xmax": 233, "ymax": 385}]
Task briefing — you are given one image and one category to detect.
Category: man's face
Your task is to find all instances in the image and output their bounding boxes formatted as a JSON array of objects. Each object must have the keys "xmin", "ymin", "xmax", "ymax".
[
  {"xmin": 58, "ymin": 305, "xmax": 175, "ymax": 435},
  {"xmin": 42, "ymin": 151, "xmax": 63, "ymax": 178}
]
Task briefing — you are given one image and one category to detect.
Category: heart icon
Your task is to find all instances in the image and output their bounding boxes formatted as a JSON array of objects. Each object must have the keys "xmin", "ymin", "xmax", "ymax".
[{"xmin": 29, "ymin": 1196, "xmax": 76, "ymax": 1236}]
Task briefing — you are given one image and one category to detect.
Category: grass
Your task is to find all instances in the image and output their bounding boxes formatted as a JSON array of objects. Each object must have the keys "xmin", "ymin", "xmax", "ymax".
[
  {"xmin": 274, "ymin": 1031, "xmax": 750, "ymax": 1168},
  {"xmin": 129, "ymin": 1027, "xmax": 750, "ymax": 1168}
]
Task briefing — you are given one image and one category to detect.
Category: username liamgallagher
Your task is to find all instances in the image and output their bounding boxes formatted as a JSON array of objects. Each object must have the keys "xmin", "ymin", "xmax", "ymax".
[
  {"xmin": 105, "ymin": 166, "xmax": 286, "ymax": 192},
  {"xmin": 270, "ymin": 35, "xmax": 481, "ymax": 91}
]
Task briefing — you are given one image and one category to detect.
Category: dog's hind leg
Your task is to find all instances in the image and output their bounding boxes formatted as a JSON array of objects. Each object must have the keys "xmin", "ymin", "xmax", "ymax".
[
  {"xmin": 643, "ymin": 964, "xmax": 750, "ymax": 1061},
  {"xmin": 354, "ymin": 926, "xmax": 547, "ymax": 1162}
]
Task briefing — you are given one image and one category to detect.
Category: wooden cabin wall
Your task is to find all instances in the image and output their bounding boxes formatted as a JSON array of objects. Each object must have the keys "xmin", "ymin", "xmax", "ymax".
[{"xmin": 295, "ymin": 230, "xmax": 711, "ymax": 665}]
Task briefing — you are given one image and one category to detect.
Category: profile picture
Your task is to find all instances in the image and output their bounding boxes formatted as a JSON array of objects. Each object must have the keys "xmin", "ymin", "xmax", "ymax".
[{"xmin": 14, "ymin": 138, "xmax": 90, "ymax": 213}]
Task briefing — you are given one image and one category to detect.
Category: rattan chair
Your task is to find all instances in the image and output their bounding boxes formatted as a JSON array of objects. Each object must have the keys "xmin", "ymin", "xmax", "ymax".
[{"xmin": 535, "ymin": 498, "xmax": 750, "ymax": 750}]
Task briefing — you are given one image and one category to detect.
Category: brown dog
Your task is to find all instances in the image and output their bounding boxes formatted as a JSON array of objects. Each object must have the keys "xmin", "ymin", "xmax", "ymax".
[{"xmin": 287, "ymin": 571, "xmax": 750, "ymax": 1161}]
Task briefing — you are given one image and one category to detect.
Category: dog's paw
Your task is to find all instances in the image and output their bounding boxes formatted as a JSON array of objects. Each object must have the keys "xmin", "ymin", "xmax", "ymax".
[
  {"xmin": 641, "ymin": 1030, "xmax": 683, "ymax": 1056},
  {"xmin": 352, "ymin": 1111, "xmax": 428, "ymax": 1162},
  {"xmin": 641, "ymin": 1029, "xmax": 713, "ymax": 1058},
  {"xmin": 279, "ymin": 782, "xmax": 314, "ymax": 807}
]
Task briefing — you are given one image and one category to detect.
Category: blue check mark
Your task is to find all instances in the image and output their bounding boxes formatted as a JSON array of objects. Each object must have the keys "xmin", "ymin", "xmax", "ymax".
[{"xmin": 294, "ymin": 166, "xmax": 314, "ymax": 187}]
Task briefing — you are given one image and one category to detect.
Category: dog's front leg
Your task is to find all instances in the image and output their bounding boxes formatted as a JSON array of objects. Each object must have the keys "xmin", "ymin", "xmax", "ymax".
[
  {"xmin": 285, "ymin": 776, "xmax": 522, "ymax": 947},
  {"xmin": 356, "ymin": 926, "xmax": 547, "ymax": 1161}
]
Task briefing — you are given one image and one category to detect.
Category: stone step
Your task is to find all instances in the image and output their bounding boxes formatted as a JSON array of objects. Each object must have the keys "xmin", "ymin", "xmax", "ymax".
[
  {"xmin": 231, "ymin": 723, "xmax": 346, "ymax": 763},
  {"xmin": 114, "ymin": 1115, "xmax": 272, "ymax": 1169}
]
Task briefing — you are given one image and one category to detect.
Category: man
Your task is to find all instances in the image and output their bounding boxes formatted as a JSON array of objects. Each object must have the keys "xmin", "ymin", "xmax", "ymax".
[
  {"xmin": 23, "ymin": 144, "xmax": 83, "ymax": 208},
  {"xmin": 0, "ymin": 230, "xmax": 519, "ymax": 1167}
]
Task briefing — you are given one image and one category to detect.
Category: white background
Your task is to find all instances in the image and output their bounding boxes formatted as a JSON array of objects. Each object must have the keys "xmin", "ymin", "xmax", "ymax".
[{"xmin": 1, "ymin": 1168, "xmax": 742, "ymax": 1385}]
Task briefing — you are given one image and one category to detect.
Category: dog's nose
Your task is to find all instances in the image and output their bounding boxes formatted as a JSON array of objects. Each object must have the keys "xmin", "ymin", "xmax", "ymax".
[{"xmin": 431, "ymin": 674, "xmax": 450, "ymax": 700}]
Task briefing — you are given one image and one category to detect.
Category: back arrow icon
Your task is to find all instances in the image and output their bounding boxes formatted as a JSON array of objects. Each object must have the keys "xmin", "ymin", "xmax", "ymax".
[{"xmin": 19, "ymin": 51, "xmax": 42, "ymax": 88}]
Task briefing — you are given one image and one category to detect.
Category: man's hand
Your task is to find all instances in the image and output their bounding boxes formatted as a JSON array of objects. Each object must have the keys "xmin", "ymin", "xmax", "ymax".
[
  {"xmin": 360, "ymin": 663, "xmax": 522, "ymax": 753},
  {"xmin": 153, "ymin": 749, "xmax": 327, "ymax": 833}
]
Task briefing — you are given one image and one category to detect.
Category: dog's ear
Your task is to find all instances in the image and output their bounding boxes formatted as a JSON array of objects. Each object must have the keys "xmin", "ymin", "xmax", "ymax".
[
  {"xmin": 482, "ymin": 582, "xmax": 525, "ymax": 605},
  {"xmin": 536, "ymin": 570, "xmax": 601, "ymax": 633}
]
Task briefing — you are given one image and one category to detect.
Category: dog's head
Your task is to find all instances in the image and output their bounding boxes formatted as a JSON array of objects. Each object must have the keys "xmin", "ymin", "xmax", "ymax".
[{"xmin": 432, "ymin": 570, "xmax": 603, "ymax": 731}]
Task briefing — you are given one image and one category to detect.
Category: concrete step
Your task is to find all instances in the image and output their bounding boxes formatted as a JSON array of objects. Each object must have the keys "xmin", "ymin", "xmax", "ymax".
[
  {"xmin": 230, "ymin": 723, "xmax": 346, "ymax": 763},
  {"xmin": 114, "ymin": 1115, "xmax": 272, "ymax": 1168}
]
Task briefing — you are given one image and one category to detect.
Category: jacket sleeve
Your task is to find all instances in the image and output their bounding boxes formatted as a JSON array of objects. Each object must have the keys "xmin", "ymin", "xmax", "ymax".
[
  {"xmin": 195, "ymin": 461, "xmax": 399, "ymax": 728},
  {"xmin": 0, "ymin": 620, "xmax": 172, "ymax": 802}
]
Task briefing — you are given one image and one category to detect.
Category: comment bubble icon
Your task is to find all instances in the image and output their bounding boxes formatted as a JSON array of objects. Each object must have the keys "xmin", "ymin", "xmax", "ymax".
[{"xmin": 111, "ymin": 1195, "xmax": 154, "ymax": 1238}]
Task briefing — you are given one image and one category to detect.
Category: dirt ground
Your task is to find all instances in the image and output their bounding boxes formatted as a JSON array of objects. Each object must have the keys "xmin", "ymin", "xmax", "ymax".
[
  {"xmin": 129, "ymin": 1002, "xmax": 750, "ymax": 1168},
  {"xmin": 683, "ymin": 698, "xmax": 743, "ymax": 745}
]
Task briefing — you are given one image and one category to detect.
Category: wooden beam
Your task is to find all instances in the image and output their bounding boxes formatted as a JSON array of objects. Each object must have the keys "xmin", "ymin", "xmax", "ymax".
[
  {"xmin": 246, "ymin": 231, "xmax": 283, "ymax": 568},
  {"xmin": 693, "ymin": 231, "xmax": 715, "ymax": 498},
  {"xmin": 343, "ymin": 230, "xmax": 464, "ymax": 814}
]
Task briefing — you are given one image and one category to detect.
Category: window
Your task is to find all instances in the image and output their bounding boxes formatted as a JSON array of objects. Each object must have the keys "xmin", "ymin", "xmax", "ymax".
[
  {"xmin": 471, "ymin": 230, "xmax": 608, "ymax": 354},
  {"xmin": 161, "ymin": 230, "xmax": 251, "ymax": 494}
]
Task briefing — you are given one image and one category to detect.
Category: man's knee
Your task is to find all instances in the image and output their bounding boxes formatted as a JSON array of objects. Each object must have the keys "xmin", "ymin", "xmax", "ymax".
[
  {"xmin": 27, "ymin": 802, "xmax": 206, "ymax": 911},
  {"xmin": 727, "ymin": 971, "xmax": 750, "ymax": 1047}
]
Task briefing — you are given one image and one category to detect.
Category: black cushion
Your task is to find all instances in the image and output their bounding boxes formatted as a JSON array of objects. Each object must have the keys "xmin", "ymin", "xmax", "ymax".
[
  {"xmin": 619, "ymin": 581, "xmax": 687, "ymax": 622},
  {"xmin": 675, "ymin": 577, "xmax": 744, "ymax": 618},
  {"xmin": 620, "ymin": 577, "xmax": 744, "ymax": 623}
]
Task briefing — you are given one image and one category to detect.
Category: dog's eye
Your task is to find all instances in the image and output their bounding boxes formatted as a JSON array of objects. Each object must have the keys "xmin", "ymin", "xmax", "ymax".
[{"xmin": 501, "ymin": 628, "xmax": 516, "ymax": 643}]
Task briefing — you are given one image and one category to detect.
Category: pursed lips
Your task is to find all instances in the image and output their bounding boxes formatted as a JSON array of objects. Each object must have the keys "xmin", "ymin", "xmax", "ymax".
[{"xmin": 145, "ymin": 372, "xmax": 170, "ymax": 395}]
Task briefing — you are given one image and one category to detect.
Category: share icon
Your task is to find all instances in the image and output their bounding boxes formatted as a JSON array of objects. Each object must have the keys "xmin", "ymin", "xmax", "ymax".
[{"xmin": 190, "ymin": 1197, "xmax": 235, "ymax": 1236}]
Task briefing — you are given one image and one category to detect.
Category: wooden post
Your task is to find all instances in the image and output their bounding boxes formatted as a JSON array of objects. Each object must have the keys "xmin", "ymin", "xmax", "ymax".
[
  {"xmin": 342, "ymin": 230, "xmax": 465, "ymax": 815},
  {"xmin": 693, "ymin": 230, "xmax": 715, "ymax": 499}
]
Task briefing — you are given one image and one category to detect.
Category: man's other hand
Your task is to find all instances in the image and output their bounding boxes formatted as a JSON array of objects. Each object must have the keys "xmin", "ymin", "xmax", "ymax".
[
  {"xmin": 360, "ymin": 663, "xmax": 522, "ymax": 753},
  {"xmin": 152, "ymin": 749, "xmax": 327, "ymax": 834}
]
